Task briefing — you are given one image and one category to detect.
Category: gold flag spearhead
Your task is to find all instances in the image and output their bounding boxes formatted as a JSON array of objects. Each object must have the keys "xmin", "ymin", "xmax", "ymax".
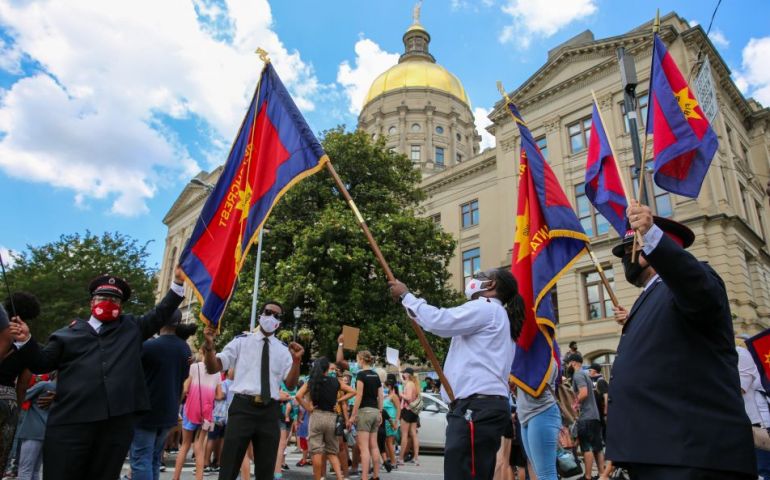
[
  {"xmin": 256, "ymin": 47, "xmax": 270, "ymax": 64},
  {"xmin": 653, "ymin": 9, "xmax": 660, "ymax": 34}
]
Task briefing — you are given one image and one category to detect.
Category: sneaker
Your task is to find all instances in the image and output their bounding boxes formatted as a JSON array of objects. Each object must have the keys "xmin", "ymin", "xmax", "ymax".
[
  {"xmin": 159, "ymin": 463, "xmax": 167, "ymax": 472},
  {"xmin": 383, "ymin": 460, "xmax": 393, "ymax": 473},
  {"xmin": 281, "ymin": 463, "xmax": 289, "ymax": 471},
  {"xmin": 296, "ymin": 460, "xmax": 308, "ymax": 467}
]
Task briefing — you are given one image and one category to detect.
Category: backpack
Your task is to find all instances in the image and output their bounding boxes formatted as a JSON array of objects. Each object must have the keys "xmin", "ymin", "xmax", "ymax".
[{"xmin": 591, "ymin": 375, "xmax": 607, "ymax": 416}]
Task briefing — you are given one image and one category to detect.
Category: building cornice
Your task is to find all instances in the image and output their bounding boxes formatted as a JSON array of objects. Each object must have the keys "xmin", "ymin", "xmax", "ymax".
[
  {"xmin": 489, "ymin": 25, "xmax": 679, "ymax": 125},
  {"xmin": 421, "ymin": 152, "xmax": 496, "ymax": 194}
]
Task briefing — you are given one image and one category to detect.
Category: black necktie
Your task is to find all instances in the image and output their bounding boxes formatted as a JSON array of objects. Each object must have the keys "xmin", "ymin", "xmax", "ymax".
[{"xmin": 261, "ymin": 337, "xmax": 270, "ymax": 401}]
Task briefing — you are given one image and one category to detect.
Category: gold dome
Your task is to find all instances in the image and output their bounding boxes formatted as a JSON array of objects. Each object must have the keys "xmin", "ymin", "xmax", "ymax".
[{"xmin": 363, "ymin": 60, "xmax": 470, "ymax": 107}]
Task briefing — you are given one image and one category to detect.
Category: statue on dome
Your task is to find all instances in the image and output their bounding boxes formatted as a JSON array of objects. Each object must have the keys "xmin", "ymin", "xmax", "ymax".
[{"xmin": 412, "ymin": 1, "xmax": 422, "ymax": 24}]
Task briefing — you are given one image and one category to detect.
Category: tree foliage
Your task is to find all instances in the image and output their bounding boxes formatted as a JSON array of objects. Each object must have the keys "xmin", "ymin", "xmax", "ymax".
[
  {"xmin": 218, "ymin": 128, "xmax": 462, "ymax": 362},
  {"xmin": 4, "ymin": 232, "xmax": 158, "ymax": 339}
]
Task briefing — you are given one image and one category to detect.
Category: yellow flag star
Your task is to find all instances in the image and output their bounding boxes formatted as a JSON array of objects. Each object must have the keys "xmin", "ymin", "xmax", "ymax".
[
  {"xmin": 235, "ymin": 183, "xmax": 253, "ymax": 224},
  {"xmin": 674, "ymin": 86, "xmax": 702, "ymax": 120},
  {"xmin": 764, "ymin": 351, "xmax": 770, "ymax": 369}
]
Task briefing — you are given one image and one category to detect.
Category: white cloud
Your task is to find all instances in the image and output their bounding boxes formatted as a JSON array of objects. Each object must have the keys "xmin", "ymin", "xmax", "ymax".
[
  {"xmin": 498, "ymin": 0, "xmax": 597, "ymax": 49},
  {"xmin": 473, "ymin": 107, "xmax": 495, "ymax": 151},
  {"xmin": 337, "ymin": 37, "xmax": 399, "ymax": 115},
  {"xmin": 0, "ymin": 0, "xmax": 323, "ymax": 216},
  {"xmin": 736, "ymin": 37, "xmax": 770, "ymax": 106},
  {"xmin": 0, "ymin": 37, "xmax": 22, "ymax": 74},
  {"xmin": 0, "ymin": 246, "xmax": 17, "ymax": 268},
  {"xmin": 709, "ymin": 30, "xmax": 729, "ymax": 48}
]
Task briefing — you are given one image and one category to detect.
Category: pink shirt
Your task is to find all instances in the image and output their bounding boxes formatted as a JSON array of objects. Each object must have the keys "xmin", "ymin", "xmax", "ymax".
[{"xmin": 184, "ymin": 362, "xmax": 220, "ymax": 424}]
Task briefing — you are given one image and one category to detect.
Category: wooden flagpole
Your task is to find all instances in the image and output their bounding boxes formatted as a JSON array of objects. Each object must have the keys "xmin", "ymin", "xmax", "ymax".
[{"xmin": 323, "ymin": 161, "xmax": 456, "ymax": 402}]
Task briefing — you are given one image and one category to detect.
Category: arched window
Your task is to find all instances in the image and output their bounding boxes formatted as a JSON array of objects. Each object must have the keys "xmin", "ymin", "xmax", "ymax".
[{"xmin": 411, "ymin": 123, "xmax": 421, "ymax": 132}]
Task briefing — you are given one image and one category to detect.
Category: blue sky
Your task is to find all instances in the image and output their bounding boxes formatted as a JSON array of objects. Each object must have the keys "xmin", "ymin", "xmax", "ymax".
[{"xmin": 1, "ymin": 0, "xmax": 769, "ymax": 269}]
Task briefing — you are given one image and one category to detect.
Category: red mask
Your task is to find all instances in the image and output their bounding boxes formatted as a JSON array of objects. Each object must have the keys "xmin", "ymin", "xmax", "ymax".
[{"xmin": 91, "ymin": 300, "xmax": 121, "ymax": 322}]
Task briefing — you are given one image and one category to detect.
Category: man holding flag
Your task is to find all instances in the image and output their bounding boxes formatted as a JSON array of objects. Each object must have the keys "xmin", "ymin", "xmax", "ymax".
[{"xmin": 606, "ymin": 201, "xmax": 755, "ymax": 479}]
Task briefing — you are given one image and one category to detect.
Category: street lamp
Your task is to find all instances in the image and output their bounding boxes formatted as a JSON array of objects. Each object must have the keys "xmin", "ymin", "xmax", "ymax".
[{"xmin": 293, "ymin": 307, "xmax": 302, "ymax": 341}]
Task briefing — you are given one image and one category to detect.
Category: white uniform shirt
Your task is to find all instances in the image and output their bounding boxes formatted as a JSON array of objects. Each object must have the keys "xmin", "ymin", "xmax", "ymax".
[
  {"xmin": 737, "ymin": 346, "xmax": 770, "ymax": 427},
  {"xmin": 216, "ymin": 330, "xmax": 293, "ymax": 400},
  {"xmin": 401, "ymin": 294, "xmax": 513, "ymax": 402}
]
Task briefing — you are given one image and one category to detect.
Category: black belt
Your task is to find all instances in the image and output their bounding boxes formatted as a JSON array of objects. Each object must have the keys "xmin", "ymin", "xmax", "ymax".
[
  {"xmin": 234, "ymin": 392, "xmax": 273, "ymax": 406},
  {"xmin": 450, "ymin": 394, "xmax": 507, "ymax": 410}
]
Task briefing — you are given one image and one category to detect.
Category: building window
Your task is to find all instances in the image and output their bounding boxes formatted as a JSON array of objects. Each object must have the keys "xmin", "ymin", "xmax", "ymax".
[
  {"xmin": 462, "ymin": 247, "xmax": 481, "ymax": 284},
  {"xmin": 632, "ymin": 162, "xmax": 673, "ymax": 218},
  {"xmin": 584, "ymin": 267, "xmax": 615, "ymax": 320},
  {"xmin": 456, "ymin": 133, "xmax": 462, "ymax": 142},
  {"xmin": 388, "ymin": 126, "xmax": 397, "ymax": 135},
  {"xmin": 536, "ymin": 136, "xmax": 548, "ymax": 162},
  {"xmin": 740, "ymin": 183, "xmax": 750, "ymax": 222},
  {"xmin": 575, "ymin": 183, "xmax": 610, "ymax": 237},
  {"xmin": 461, "ymin": 200, "xmax": 479, "ymax": 228},
  {"xmin": 411, "ymin": 145, "xmax": 421, "ymax": 161},
  {"xmin": 622, "ymin": 94, "xmax": 649, "ymax": 132},
  {"xmin": 756, "ymin": 200, "xmax": 766, "ymax": 240},
  {"xmin": 457, "ymin": 153, "xmax": 463, "ymax": 163},
  {"xmin": 568, "ymin": 116, "xmax": 592, "ymax": 153},
  {"xmin": 411, "ymin": 123, "xmax": 421, "ymax": 132},
  {"xmin": 435, "ymin": 147, "xmax": 445, "ymax": 166},
  {"xmin": 435, "ymin": 125, "xmax": 444, "ymax": 135},
  {"xmin": 429, "ymin": 213, "xmax": 441, "ymax": 224},
  {"xmin": 388, "ymin": 147, "xmax": 396, "ymax": 154},
  {"xmin": 725, "ymin": 124, "xmax": 734, "ymax": 151}
]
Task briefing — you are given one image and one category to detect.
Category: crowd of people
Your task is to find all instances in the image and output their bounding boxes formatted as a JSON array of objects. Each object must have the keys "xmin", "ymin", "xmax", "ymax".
[{"xmin": 0, "ymin": 200, "xmax": 765, "ymax": 480}]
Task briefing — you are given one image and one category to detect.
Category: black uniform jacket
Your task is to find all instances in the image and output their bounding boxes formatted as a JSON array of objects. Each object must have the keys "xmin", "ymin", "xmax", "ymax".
[
  {"xmin": 17, "ymin": 289, "xmax": 183, "ymax": 426},
  {"xmin": 606, "ymin": 234, "xmax": 756, "ymax": 475}
]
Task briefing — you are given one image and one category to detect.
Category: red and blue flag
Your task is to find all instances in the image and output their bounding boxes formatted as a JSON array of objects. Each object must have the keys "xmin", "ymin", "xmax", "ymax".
[
  {"xmin": 745, "ymin": 328, "xmax": 770, "ymax": 393},
  {"xmin": 585, "ymin": 102, "xmax": 628, "ymax": 237},
  {"xmin": 179, "ymin": 62, "xmax": 328, "ymax": 327},
  {"xmin": 508, "ymin": 103, "xmax": 589, "ymax": 396},
  {"xmin": 647, "ymin": 34, "xmax": 718, "ymax": 198}
]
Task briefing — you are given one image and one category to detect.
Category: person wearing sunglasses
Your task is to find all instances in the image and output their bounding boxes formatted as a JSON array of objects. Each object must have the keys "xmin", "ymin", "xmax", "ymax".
[{"xmin": 202, "ymin": 301, "xmax": 304, "ymax": 480}]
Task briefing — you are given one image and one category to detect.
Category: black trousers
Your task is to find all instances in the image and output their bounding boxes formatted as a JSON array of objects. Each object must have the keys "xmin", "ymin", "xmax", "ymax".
[
  {"xmin": 444, "ymin": 397, "xmax": 509, "ymax": 480},
  {"xmin": 43, "ymin": 414, "xmax": 135, "ymax": 480},
  {"xmin": 627, "ymin": 463, "xmax": 756, "ymax": 480},
  {"xmin": 218, "ymin": 395, "xmax": 280, "ymax": 480}
]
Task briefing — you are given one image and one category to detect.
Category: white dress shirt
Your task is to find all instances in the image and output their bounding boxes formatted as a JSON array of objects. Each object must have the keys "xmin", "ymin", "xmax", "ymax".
[
  {"xmin": 401, "ymin": 294, "xmax": 513, "ymax": 402},
  {"xmin": 217, "ymin": 330, "xmax": 293, "ymax": 400},
  {"xmin": 737, "ymin": 346, "xmax": 770, "ymax": 427}
]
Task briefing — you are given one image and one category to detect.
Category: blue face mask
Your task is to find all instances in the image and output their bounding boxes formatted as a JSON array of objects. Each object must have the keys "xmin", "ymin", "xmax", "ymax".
[
  {"xmin": 383, "ymin": 387, "xmax": 389, "ymax": 395},
  {"xmin": 328, "ymin": 371, "xmax": 337, "ymax": 378}
]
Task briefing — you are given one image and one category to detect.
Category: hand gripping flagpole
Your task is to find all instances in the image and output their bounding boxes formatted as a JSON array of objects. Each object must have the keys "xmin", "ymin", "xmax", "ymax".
[
  {"xmin": 589, "ymin": 89, "xmax": 645, "ymax": 257},
  {"xmin": 323, "ymin": 161, "xmax": 456, "ymax": 402}
]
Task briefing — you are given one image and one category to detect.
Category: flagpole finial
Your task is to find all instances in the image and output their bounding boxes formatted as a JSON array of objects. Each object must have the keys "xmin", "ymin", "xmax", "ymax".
[
  {"xmin": 497, "ymin": 81, "xmax": 511, "ymax": 104},
  {"xmin": 653, "ymin": 9, "xmax": 660, "ymax": 34},
  {"xmin": 256, "ymin": 47, "xmax": 270, "ymax": 64}
]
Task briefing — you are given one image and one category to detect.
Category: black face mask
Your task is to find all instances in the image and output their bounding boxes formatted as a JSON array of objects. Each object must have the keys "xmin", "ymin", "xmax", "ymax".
[{"xmin": 622, "ymin": 253, "xmax": 650, "ymax": 287}]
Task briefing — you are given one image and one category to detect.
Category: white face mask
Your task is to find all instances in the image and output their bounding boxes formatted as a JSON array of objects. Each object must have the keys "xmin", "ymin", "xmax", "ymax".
[
  {"xmin": 464, "ymin": 277, "xmax": 491, "ymax": 300},
  {"xmin": 258, "ymin": 314, "xmax": 281, "ymax": 334}
]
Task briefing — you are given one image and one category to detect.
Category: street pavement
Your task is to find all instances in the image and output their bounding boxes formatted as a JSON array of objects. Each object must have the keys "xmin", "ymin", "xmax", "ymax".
[
  {"xmin": 123, "ymin": 448, "xmax": 589, "ymax": 479},
  {"xmin": 123, "ymin": 449, "xmax": 447, "ymax": 479}
]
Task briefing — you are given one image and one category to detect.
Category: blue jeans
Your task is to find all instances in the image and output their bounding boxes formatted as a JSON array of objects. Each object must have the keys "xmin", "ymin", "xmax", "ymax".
[
  {"xmin": 758, "ymin": 447, "xmax": 770, "ymax": 480},
  {"xmin": 520, "ymin": 403, "xmax": 560, "ymax": 480},
  {"xmin": 129, "ymin": 426, "xmax": 171, "ymax": 480}
]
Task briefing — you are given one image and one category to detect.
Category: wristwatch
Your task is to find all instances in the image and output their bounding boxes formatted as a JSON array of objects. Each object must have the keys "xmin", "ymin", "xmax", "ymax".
[{"xmin": 399, "ymin": 291, "xmax": 409, "ymax": 301}]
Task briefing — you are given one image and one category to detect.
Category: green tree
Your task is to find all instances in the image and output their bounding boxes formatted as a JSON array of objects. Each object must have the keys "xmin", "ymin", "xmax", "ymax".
[
  {"xmin": 217, "ymin": 128, "xmax": 462, "ymax": 362},
  {"xmin": 5, "ymin": 232, "xmax": 158, "ymax": 339}
]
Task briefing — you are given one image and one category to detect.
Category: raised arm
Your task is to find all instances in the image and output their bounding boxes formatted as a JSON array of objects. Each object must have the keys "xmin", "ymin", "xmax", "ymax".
[{"xmin": 137, "ymin": 267, "xmax": 186, "ymax": 340}]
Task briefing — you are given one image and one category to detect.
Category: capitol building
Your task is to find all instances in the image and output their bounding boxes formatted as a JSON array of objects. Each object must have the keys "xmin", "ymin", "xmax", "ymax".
[{"xmin": 160, "ymin": 10, "xmax": 770, "ymax": 369}]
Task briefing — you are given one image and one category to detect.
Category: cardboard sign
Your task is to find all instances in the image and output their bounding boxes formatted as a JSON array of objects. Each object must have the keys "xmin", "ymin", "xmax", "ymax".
[
  {"xmin": 386, "ymin": 347, "xmax": 400, "ymax": 367},
  {"xmin": 342, "ymin": 325, "xmax": 360, "ymax": 350}
]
